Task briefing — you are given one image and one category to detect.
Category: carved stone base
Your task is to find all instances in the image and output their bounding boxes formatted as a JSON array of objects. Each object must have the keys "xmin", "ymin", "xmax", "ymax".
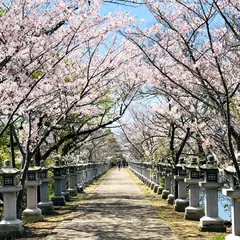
[
  {"xmin": 184, "ymin": 206, "xmax": 204, "ymax": 221},
  {"xmin": 38, "ymin": 201, "xmax": 54, "ymax": 215},
  {"xmin": 76, "ymin": 185, "xmax": 84, "ymax": 193},
  {"xmin": 174, "ymin": 199, "xmax": 189, "ymax": 212},
  {"xmin": 62, "ymin": 191, "xmax": 70, "ymax": 201},
  {"xmin": 157, "ymin": 187, "xmax": 163, "ymax": 195},
  {"xmin": 22, "ymin": 208, "xmax": 43, "ymax": 224},
  {"xmin": 0, "ymin": 219, "xmax": 24, "ymax": 238},
  {"xmin": 200, "ymin": 216, "xmax": 226, "ymax": 232},
  {"xmin": 162, "ymin": 190, "xmax": 170, "ymax": 199},
  {"xmin": 153, "ymin": 184, "xmax": 159, "ymax": 193},
  {"xmin": 67, "ymin": 188, "xmax": 78, "ymax": 197},
  {"xmin": 51, "ymin": 196, "xmax": 66, "ymax": 206},
  {"xmin": 150, "ymin": 182, "xmax": 155, "ymax": 190},
  {"xmin": 167, "ymin": 194, "xmax": 175, "ymax": 205}
]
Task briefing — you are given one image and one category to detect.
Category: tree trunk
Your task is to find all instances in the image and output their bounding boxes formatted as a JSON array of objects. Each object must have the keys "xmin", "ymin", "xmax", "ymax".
[
  {"xmin": 35, "ymin": 147, "xmax": 41, "ymax": 166},
  {"xmin": 35, "ymin": 148, "xmax": 41, "ymax": 203},
  {"xmin": 16, "ymin": 154, "xmax": 32, "ymax": 219},
  {"xmin": 229, "ymin": 127, "xmax": 240, "ymax": 182},
  {"xmin": 10, "ymin": 124, "xmax": 16, "ymax": 168}
]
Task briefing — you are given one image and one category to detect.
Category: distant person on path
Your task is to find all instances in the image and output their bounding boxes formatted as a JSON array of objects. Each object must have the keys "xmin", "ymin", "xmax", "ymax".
[{"xmin": 118, "ymin": 161, "xmax": 121, "ymax": 171}]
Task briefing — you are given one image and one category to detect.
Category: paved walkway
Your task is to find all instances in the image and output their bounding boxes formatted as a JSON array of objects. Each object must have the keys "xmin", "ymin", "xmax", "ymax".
[{"xmin": 46, "ymin": 168, "xmax": 178, "ymax": 240}]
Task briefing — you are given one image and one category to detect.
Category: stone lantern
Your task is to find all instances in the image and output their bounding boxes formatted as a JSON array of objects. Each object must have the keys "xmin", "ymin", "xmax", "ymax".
[
  {"xmin": 143, "ymin": 162, "xmax": 149, "ymax": 184},
  {"xmin": 146, "ymin": 162, "xmax": 152, "ymax": 187},
  {"xmin": 153, "ymin": 162, "xmax": 161, "ymax": 193},
  {"xmin": 84, "ymin": 163, "xmax": 91, "ymax": 186},
  {"xmin": 61, "ymin": 161, "xmax": 70, "ymax": 201},
  {"xmin": 174, "ymin": 157, "xmax": 189, "ymax": 212},
  {"xmin": 199, "ymin": 155, "xmax": 226, "ymax": 232},
  {"xmin": 151, "ymin": 164, "xmax": 159, "ymax": 190},
  {"xmin": 37, "ymin": 160, "xmax": 54, "ymax": 215},
  {"xmin": 76, "ymin": 164, "xmax": 84, "ymax": 193},
  {"xmin": 83, "ymin": 163, "xmax": 89, "ymax": 187},
  {"xmin": 94, "ymin": 163, "xmax": 99, "ymax": 179},
  {"xmin": 81, "ymin": 163, "xmax": 86, "ymax": 187},
  {"xmin": 0, "ymin": 160, "xmax": 23, "ymax": 238},
  {"xmin": 96, "ymin": 163, "xmax": 101, "ymax": 179},
  {"xmin": 136, "ymin": 162, "xmax": 141, "ymax": 179},
  {"xmin": 88, "ymin": 163, "xmax": 94, "ymax": 184},
  {"xmin": 161, "ymin": 160, "xmax": 172, "ymax": 199},
  {"xmin": 149, "ymin": 164, "xmax": 155, "ymax": 189},
  {"xmin": 140, "ymin": 162, "xmax": 146, "ymax": 184},
  {"xmin": 184, "ymin": 157, "xmax": 204, "ymax": 220},
  {"xmin": 156, "ymin": 160, "xmax": 165, "ymax": 194},
  {"xmin": 22, "ymin": 162, "xmax": 43, "ymax": 223},
  {"xmin": 67, "ymin": 165, "xmax": 78, "ymax": 197},
  {"xmin": 139, "ymin": 162, "xmax": 144, "ymax": 180},
  {"xmin": 167, "ymin": 163, "xmax": 175, "ymax": 205},
  {"xmin": 92, "ymin": 163, "xmax": 97, "ymax": 180},
  {"xmin": 51, "ymin": 161, "xmax": 65, "ymax": 206},
  {"xmin": 142, "ymin": 162, "xmax": 149, "ymax": 186},
  {"xmin": 222, "ymin": 153, "xmax": 240, "ymax": 239}
]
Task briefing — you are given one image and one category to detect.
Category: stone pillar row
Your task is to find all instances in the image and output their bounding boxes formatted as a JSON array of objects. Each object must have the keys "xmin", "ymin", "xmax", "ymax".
[
  {"xmin": 129, "ymin": 155, "xmax": 240, "ymax": 236},
  {"xmin": 0, "ymin": 160, "xmax": 111, "ymax": 238}
]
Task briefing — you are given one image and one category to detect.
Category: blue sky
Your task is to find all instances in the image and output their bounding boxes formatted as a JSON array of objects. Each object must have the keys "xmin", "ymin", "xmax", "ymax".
[
  {"xmin": 101, "ymin": 2, "xmax": 156, "ymax": 26},
  {"xmin": 100, "ymin": 3, "xmax": 157, "ymax": 131}
]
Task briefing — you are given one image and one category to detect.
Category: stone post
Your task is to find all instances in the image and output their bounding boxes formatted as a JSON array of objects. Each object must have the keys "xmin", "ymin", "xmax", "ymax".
[
  {"xmin": 76, "ymin": 165, "xmax": 84, "ymax": 193},
  {"xmin": 222, "ymin": 155, "xmax": 240, "ymax": 239},
  {"xmin": 174, "ymin": 157, "xmax": 189, "ymax": 212},
  {"xmin": 22, "ymin": 164, "xmax": 43, "ymax": 223},
  {"xmin": 150, "ymin": 166, "xmax": 157, "ymax": 190},
  {"xmin": 154, "ymin": 168, "xmax": 161, "ymax": 193},
  {"xmin": 85, "ymin": 164, "xmax": 91, "ymax": 185},
  {"xmin": 88, "ymin": 163, "xmax": 94, "ymax": 184},
  {"xmin": 51, "ymin": 162, "xmax": 65, "ymax": 206},
  {"xmin": 93, "ymin": 163, "xmax": 97, "ymax": 180},
  {"xmin": 199, "ymin": 155, "xmax": 226, "ymax": 232},
  {"xmin": 84, "ymin": 164, "xmax": 89, "ymax": 187},
  {"xmin": 184, "ymin": 157, "xmax": 204, "ymax": 220},
  {"xmin": 0, "ymin": 160, "xmax": 23, "ymax": 238},
  {"xmin": 139, "ymin": 163, "xmax": 142, "ymax": 177},
  {"xmin": 140, "ymin": 163, "xmax": 145, "ymax": 182},
  {"xmin": 167, "ymin": 171, "xmax": 175, "ymax": 205},
  {"xmin": 144, "ymin": 163, "xmax": 148, "ymax": 183},
  {"xmin": 61, "ymin": 163, "xmax": 70, "ymax": 201},
  {"xmin": 96, "ymin": 163, "xmax": 101, "ymax": 179},
  {"xmin": 67, "ymin": 165, "xmax": 78, "ymax": 197},
  {"xmin": 162, "ymin": 162, "xmax": 171, "ymax": 199},
  {"xmin": 147, "ymin": 164, "xmax": 151, "ymax": 186},
  {"xmin": 37, "ymin": 160, "xmax": 54, "ymax": 214},
  {"xmin": 98, "ymin": 163, "xmax": 102, "ymax": 177},
  {"xmin": 157, "ymin": 161, "xmax": 165, "ymax": 195},
  {"xmin": 223, "ymin": 189, "xmax": 240, "ymax": 239},
  {"xmin": 162, "ymin": 175, "xmax": 171, "ymax": 199}
]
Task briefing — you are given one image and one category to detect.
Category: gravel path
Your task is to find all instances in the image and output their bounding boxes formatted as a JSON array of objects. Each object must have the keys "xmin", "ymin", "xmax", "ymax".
[{"xmin": 46, "ymin": 168, "xmax": 178, "ymax": 240}]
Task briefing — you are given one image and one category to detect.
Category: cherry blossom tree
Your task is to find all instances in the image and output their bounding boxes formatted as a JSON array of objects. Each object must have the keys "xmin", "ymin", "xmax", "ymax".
[
  {"xmin": 119, "ymin": 97, "xmax": 192, "ymax": 164},
  {"xmin": 0, "ymin": 0, "xmax": 136, "ymax": 134},
  {"xmin": 0, "ymin": 0, "xmax": 149, "ymax": 216},
  {"xmin": 124, "ymin": 0, "xmax": 240, "ymax": 180},
  {"xmin": 68, "ymin": 129, "xmax": 121, "ymax": 163}
]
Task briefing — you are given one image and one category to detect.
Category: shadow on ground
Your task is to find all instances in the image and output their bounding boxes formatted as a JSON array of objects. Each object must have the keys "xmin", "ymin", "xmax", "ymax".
[{"xmin": 46, "ymin": 169, "xmax": 178, "ymax": 240}]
